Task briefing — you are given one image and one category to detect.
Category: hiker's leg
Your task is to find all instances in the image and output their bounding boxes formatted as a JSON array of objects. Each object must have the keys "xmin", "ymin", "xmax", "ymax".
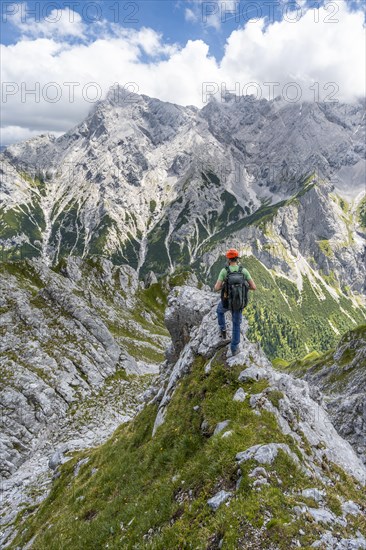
[
  {"xmin": 217, "ymin": 301, "xmax": 227, "ymax": 331},
  {"xmin": 231, "ymin": 310, "xmax": 242, "ymax": 352}
]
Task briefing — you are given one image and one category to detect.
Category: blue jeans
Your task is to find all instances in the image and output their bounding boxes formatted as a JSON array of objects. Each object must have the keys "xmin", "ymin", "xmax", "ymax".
[{"xmin": 217, "ymin": 301, "xmax": 242, "ymax": 353}]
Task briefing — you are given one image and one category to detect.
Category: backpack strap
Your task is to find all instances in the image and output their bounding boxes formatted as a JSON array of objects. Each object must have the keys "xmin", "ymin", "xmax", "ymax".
[{"xmin": 238, "ymin": 266, "xmax": 243, "ymax": 274}]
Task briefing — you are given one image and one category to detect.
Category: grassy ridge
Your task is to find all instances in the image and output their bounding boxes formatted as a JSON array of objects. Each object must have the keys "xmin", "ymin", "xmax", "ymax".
[{"xmin": 11, "ymin": 351, "xmax": 366, "ymax": 549}]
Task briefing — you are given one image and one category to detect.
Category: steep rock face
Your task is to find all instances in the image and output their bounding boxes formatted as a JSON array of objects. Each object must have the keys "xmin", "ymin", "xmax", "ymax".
[
  {"xmin": 153, "ymin": 286, "xmax": 366, "ymax": 487},
  {"xmin": 1, "ymin": 90, "xmax": 364, "ymax": 278},
  {"xmin": 200, "ymin": 96, "xmax": 366, "ymax": 194},
  {"xmin": 279, "ymin": 325, "xmax": 366, "ymax": 466},
  {"xmin": 0, "ymin": 257, "xmax": 167, "ymax": 479}
]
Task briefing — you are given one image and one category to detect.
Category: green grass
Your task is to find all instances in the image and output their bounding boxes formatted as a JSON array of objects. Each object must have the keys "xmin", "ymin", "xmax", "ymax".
[
  {"xmin": 273, "ymin": 325, "xmax": 366, "ymax": 392},
  {"xmin": 357, "ymin": 195, "xmax": 366, "ymax": 228},
  {"xmin": 317, "ymin": 240, "xmax": 334, "ymax": 258},
  {"xmin": 10, "ymin": 352, "xmax": 366, "ymax": 549}
]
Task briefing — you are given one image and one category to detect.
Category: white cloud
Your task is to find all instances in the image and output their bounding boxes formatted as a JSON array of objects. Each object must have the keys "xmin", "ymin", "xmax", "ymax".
[
  {"xmin": 1, "ymin": 0, "xmax": 365, "ymax": 145},
  {"xmin": 7, "ymin": 3, "xmax": 86, "ymax": 39},
  {"xmin": 219, "ymin": 2, "xmax": 366, "ymax": 103},
  {"xmin": 0, "ymin": 126, "xmax": 64, "ymax": 145},
  {"xmin": 185, "ymin": 8, "xmax": 198, "ymax": 23}
]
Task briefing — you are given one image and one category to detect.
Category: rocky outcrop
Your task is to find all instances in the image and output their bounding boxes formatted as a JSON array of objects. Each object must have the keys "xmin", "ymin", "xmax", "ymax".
[
  {"xmin": 153, "ymin": 286, "xmax": 366, "ymax": 486},
  {"xmin": 284, "ymin": 325, "xmax": 366, "ymax": 466},
  {"xmin": 0, "ymin": 257, "xmax": 166, "ymax": 479}
]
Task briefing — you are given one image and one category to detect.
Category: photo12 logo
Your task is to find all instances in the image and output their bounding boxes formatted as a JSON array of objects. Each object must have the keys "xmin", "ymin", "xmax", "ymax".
[
  {"xmin": 201, "ymin": 1, "xmax": 340, "ymax": 25},
  {"xmin": 1, "ymin": 2, "xmax": 140, "ymax": 25},
  {"xmin": 202, "ymin": 81, "xmax": 340, "ymax": 104},
  {"xmin": 1, "ymin": 82, "xmax": 140, "ymax": 104}
]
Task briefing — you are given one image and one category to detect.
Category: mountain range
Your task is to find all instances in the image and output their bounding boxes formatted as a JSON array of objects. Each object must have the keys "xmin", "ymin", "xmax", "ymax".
[{"xmin": 1, "ymin": 88, "xmax": 365, "ymax": 360}]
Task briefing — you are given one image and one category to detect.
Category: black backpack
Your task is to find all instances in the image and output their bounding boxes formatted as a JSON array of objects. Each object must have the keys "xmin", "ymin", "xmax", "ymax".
[{"xmin": 221, "ymin": 266, "xmax": 250, "ymax": 311}]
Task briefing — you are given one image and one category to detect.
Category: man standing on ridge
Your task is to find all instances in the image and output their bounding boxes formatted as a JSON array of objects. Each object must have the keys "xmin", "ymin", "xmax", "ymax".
[{"xmin": 214, "ymin": 248, "xmax": 256, "ymax": 356}]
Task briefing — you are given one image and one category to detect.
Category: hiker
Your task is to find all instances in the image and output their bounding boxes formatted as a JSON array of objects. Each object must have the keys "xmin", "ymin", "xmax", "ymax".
[{"xmin": 214, "ymin": 248, "xmax": 256, "ymax": 356}]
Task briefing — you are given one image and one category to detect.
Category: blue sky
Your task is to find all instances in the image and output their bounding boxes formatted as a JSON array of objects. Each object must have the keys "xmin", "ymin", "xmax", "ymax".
[
  {"xmin": 3, "ymin": 0, "xmax": 363, "ymax": 58},
  {"xmin": 1, "ymin": 0, "xmax": 365, "ymax": 145}
]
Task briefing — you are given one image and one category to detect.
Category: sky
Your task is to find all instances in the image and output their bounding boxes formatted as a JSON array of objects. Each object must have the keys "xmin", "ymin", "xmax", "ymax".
[{"xmin": 0, "ymin": 0, "xmax": 365, "ymax": 146}]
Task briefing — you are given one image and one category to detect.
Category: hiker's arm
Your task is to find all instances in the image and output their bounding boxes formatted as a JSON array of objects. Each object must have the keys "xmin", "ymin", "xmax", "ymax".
[
  {"xmin": 214, "ymin": 280, "xmax": 223, "ymax": 292},
  {"xmin": 248, "ymin": 279, "xmax": 256, "ymax": 291}
]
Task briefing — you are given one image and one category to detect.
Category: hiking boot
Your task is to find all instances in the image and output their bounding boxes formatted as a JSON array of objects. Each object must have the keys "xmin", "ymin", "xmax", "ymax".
[
  {"xmin": 231, "ymin": 348, "xmax": 240, "ymax": 357},
  {"xmin": 220, "ymin": 329, "xmax": 227, "ymax": 339}
]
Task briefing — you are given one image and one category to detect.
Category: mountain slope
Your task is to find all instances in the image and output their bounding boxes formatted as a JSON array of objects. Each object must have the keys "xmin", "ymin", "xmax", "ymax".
[
  {"xmin": 1, "ymin": 90, "xmax": 365, "ymax": 274},
  {"xmin": 0, "ymin": 256, "xmax": 176, "ymax": 545},
  {"xmin": 1, "ymin": 91, "xmax": 365, "ymax": 360},
  {"xmin": 6, "ymin": 286, "xmax": 366, "ymax": 550},
  {"xmin": 0, "ymin": 256, "xmax": 170, "ymax": 482},
  {"xmin": 274, "ymin": 325, "xmax": 366, "ymax": 466}
]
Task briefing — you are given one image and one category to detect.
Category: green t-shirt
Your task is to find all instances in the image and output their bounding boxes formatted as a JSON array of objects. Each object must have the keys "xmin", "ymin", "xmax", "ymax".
[{"xmin": 218, "ymin": 265, "xmax": 252, "ymax": 282}]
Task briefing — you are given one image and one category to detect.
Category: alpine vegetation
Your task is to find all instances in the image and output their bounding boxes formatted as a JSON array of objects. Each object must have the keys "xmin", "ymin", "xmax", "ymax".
[{"xmin": 4, "ymin": 285, "xmax": 366, "ymax": 549}]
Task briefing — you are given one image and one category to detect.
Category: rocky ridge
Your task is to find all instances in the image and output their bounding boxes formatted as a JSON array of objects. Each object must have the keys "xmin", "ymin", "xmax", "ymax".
[
  {"xmin": 277, "ymin": 325, "xmax": 366, "ymax": 466},
  {"xmin": 6, "ymin": 284, "xmax": 366, "ymax": 549},
  {"xmin": 153, "ymin": 286, "xmax": 366, "ymax": 485}
]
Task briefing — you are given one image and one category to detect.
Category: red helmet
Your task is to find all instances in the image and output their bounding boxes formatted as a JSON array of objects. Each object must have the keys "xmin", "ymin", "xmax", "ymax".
[{"xmin": 226, "ymin": 248, "xmax": 239, "ymax": 259}]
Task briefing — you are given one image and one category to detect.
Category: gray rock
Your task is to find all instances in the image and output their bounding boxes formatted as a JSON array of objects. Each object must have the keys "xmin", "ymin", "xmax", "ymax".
[
  {"xmin": 233, "ymin": 388, "xmax": 247, "ymax": 402},
  {"xmin": 291, "ymin": 328, "xmax": 366, "ymax": 466},
  {"xmin": 253, "ymin": 478, "xmax": 269, "ymax": 488},
  {"xmin": 165, "ymin": 286, "xmax": 217, "ymax": 360},
  {"xmin": 144, "ymin": 271, "xmax": 158, "ymax": 288},
  {"xmin": 207, "ymin": 490, "xmax": 232, "ymax": 511},
  {"xmin": 236, "ymin": 443, "xmax": 301, "ymax": 467},
  {"xmin": 48, "ymin": 449, "xmax": 65, "ymax": 471},
  {"xmin": 248, "ymin": 467, "xmax": 268, "ymax": 479},
  {"xmin": 214, "ymin": 420, "xmax": 230, "ymax": 436},
  {"xmin": 341, "ymin": 500, "xmax": 361, "ymax": 516},
  {"xmin": 311, "ymin": 531, "xmax": 366, "ymax": 548},
  {"xmin": 238, "ymin": 366, "xmax": 268, "ymax": 383},
  {"xmin": 307, "ymin": 507, "xmax": 336, "ymax": 524},
  {"xmin": 301, "ymin": 488, "xmax": 325, "ymax": 503}
]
